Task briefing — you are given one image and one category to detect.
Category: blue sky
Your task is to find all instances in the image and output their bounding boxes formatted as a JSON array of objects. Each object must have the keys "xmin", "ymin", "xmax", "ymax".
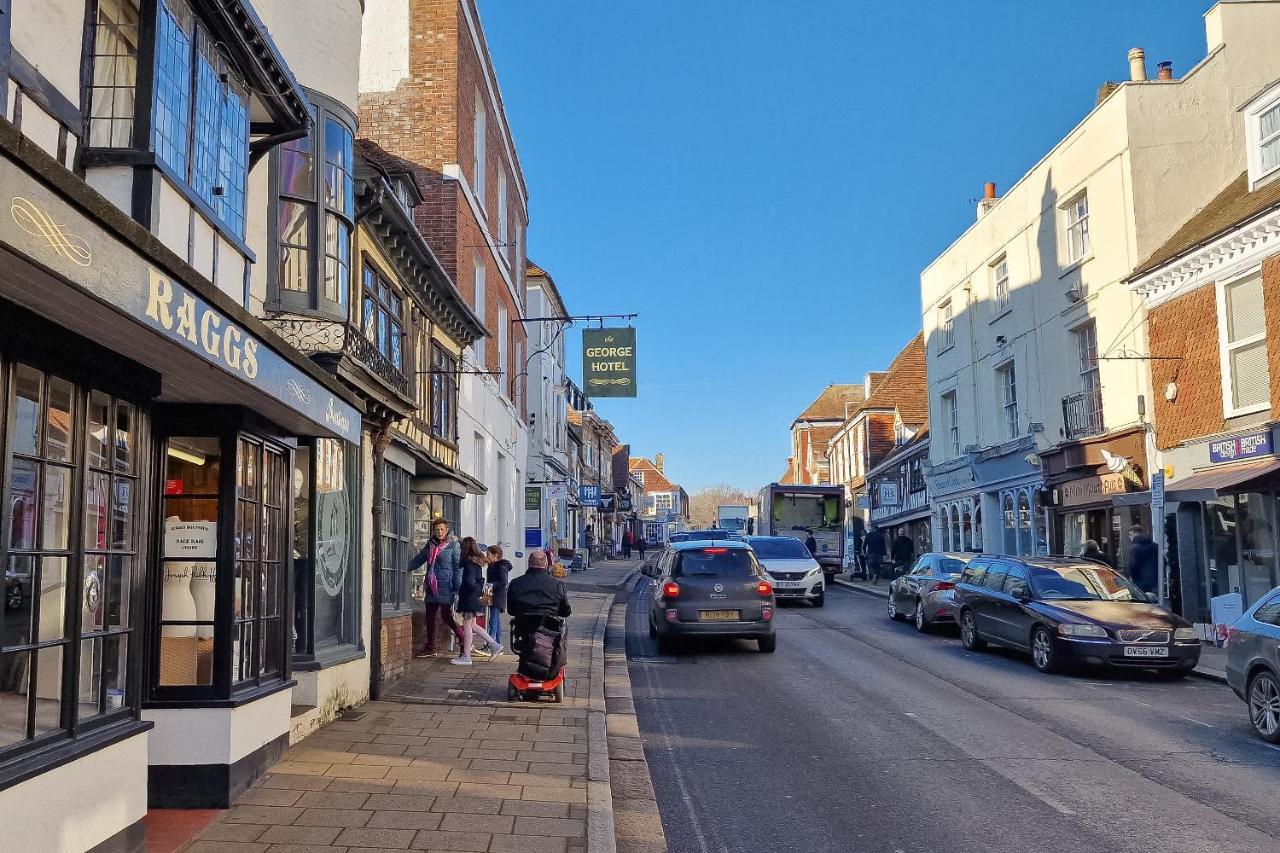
[{"xmin": 482, "ymin": 0, "xmax": 1212, "ymax": 493}]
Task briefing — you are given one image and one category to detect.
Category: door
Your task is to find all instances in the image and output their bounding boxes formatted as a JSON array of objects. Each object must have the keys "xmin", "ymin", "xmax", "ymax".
[
  {"xmin": 991, "ymin": 562, "xmax": 1032, "ymax": 647},
  {"xmin": 973, "ymin": 561, "xmax": 1008, "ymax": 637},
  {"xmin": 893, "ymin": 556, "xmax": 928, "ymax": 609}
]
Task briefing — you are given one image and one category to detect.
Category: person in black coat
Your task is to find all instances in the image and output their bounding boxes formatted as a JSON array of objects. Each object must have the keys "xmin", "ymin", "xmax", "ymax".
[
  {"xmin": 485, "ymin": 545, "xmax": 512, "ymax": 648},
  {"xmin": 864, "ymin": 526, "xmax": 888, "ymax": 584},
  {"xmin": 452, "ymin": 537, "xmax": 501, "ymax": 666},
  {"xmin": 1128, "ymin": 526, "xmax": 1159, "ymax": 594},
  {"xmin": 508, "ymin": 551, "xmax": 572, "ymax": 619},
  {"xmin": 891, "ymin": 531, "xmax": 915, "ymax": 575}
]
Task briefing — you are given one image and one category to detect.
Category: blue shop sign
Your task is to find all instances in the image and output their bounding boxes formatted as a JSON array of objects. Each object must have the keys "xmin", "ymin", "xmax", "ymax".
[
  {"xmin": 579, "ymin": 484, "xmax": 601, "ymax": 506},
  {"xmin": 1209, "ymin": 429, "xmax": 1274, "ymax": 464}
]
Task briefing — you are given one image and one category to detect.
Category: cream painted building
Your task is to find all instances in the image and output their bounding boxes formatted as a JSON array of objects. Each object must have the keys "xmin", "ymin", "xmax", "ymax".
[{"xmin": 923, "ymin": 0, "xmax": 1280, "ymax": 564}]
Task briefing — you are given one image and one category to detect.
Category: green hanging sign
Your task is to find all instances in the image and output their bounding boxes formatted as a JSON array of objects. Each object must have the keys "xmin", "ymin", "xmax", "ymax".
[{"xmin": 582, "ymin": 328, "xmax": 637, "ymax": 398}]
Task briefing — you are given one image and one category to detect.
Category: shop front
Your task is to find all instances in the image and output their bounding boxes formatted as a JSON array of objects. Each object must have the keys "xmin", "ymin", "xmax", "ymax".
[
  {"xmin": 1043, "ymin": 427, "xmax": 1149, "ymax": 568},
  {"xmin": 868, "ymin": 434, "xmax": 932, "ymax": 560},
  {"xmin": 0, "ymin": 128, "xmax": 362, "ymax": 840},
  {"xmin": 928, "ymin": 460, "xmax": 980, "ymax": 553}
]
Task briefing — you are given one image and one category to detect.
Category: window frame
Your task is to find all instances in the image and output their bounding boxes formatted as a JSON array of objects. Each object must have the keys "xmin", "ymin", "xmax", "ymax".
[
  {"xmin": 380, "ymin": 462, "xmax": 412, "ymax": 613},
  {"xmin": 472, "ymin": 87, "xmax": 487, "ymax": 211},
  {"xmin": 1216, "ymin": 267, "xmax": 1271, "ymax": 418},
  {"xmin": 430, "ymin": 343, "xmax": 459, "ymax": 443},
  {"xmin": 941, "ymin": 391, "xmax": 959, "ymax": 457},
  {"xmin": 360, "ymin": 260, "xmax": 406, "ymax": 371},
  {"xmin": 938, "ymin": 300, "xmax": 955, "ymax": 351},
  {"xmin": 1246, "ymin": 83, "xmax": 1280, "ymax": 189},
  {"xmin": 997, "ymin": 360, "xmax": 1018, "ymax": 440},
  {"xmin": 267, "ymin": 92, "xmax": 358, "ymax": 320},
  {"xmin": 991, "ymin": 255, "xmax": 1009, "ymax": 313},
  {"xmin": 1075, "ymin": 321, "xmax": 1100, "ymax": 392},
  {"xmin": 1063, "ymin": 191, "xmax": 1091, "ymax": 266}
]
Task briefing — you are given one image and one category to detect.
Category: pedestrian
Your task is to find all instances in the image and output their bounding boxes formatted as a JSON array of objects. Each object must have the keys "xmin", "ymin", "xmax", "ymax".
[
  {"xmin": 851, "ymin": 528, "xmax": 866, "ymax": 578},
  {"xmin": 410, "ymin": 517, "xmax": 463, "ymax": 658},
  {"xmin": 485, "ymin": 544, "xmax": 512, "ymax": 648},
  {"xmin": 1127, "ymin": 525, "xmax": 1159, "ymax": 594},
  {"xmin": 508, "ymin": 550, "xmax": 572, "ymax": 619},
  {"xmin": 622, "ymin": 529, "xmax": 633, "ymax": 559},
  {"xmin": 1078, "ymin": 539, "xmax": 1111, "ymax": 567},
  {"xmin": 637, "ymin": 536, "xmax": 647, "ymax": 562},
  {"xmin": 452, "ymin": 537, "xmax": 502, "ymax": 666},
  {"xmin": 891, "ymin": 528, "xmax": 915, "ymax": 576},
  {"xmin": 804, "ymin": 531, "xmax": 818, "ymax": 557},
  {"xmin": 864, "ymin": 525, "xmax": 888, "ymax": 584}
]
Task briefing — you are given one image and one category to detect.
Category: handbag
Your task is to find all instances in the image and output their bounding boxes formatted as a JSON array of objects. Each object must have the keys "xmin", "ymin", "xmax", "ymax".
[
  {"xmin": 426, "ymin": 541, "xmax": 443, "ymax": 597},
  {"xmin": 479, "ymin": 582, "xmax": 494, "ymax": 607}
]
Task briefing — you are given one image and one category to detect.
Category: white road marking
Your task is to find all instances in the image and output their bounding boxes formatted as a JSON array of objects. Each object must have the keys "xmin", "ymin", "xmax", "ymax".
[
  {"xmin": 1179, "ymin": 715, "xmax": 1215, "ymax": 729},
  {"xmin": 1126, "ymin": 698, "xmax": 1154, "ymax": 708}
]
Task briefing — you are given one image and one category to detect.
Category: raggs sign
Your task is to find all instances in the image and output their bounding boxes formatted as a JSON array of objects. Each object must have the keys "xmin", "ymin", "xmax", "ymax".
[{"xmin": 582, "ymin": 328, "xmax": 636, "ymax": 398}]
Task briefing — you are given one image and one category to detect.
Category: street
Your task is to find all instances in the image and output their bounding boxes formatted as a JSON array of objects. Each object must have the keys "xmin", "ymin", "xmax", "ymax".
[{"xmin": 627, "ymin": 580, "xmax": 1280, "ymax": 853}]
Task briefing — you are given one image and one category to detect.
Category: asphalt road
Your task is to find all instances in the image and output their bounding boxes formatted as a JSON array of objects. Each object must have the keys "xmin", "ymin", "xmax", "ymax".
[{"xmin": 626, "ymin": 578, "xmax": 1280, "ymax": 853}]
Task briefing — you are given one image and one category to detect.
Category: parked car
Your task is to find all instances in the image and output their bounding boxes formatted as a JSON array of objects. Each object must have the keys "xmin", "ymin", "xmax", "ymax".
[
  {"xmin": 887, "ymin": 552, "xmax": 969, "ymax": 631},
  {"xmin": 1226, "ymin": 587, "xmax": 1280, "ymax": 742},
  {"xmin": 953, "ymin": 555, "xmax": 1200, "ymax": 676},
  {"xmin": 645, "ymin": 540, "xmax": 776, "ymax": 653},
  {"xmin": 747, "ymin": 535, "xmax": 824, "ymax": 607}
]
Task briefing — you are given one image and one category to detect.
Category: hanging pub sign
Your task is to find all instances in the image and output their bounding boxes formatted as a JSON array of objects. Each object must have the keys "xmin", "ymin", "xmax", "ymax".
[{"xmin": 583, "ymin": 328, "xmax": 637, "ymax": 398}]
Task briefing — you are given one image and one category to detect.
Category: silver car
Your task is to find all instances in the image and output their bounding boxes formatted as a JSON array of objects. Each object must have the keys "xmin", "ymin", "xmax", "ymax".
[
  {"xmin": 887, "ymin": 552, "xmax": 969, "ymax": 632},
  {"xmin": 1226, "ymin": 587, "xmax": 1280, "ymax": 742}
]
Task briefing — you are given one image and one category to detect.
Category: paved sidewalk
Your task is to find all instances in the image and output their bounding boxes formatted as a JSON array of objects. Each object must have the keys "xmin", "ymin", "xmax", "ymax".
[
  {"xmin": 187, "ymin": 589, "xmax": 618, "ymax": 853},
  {"xmin": 833, "ymin": 574, "xmax": 1231, "ymax": 683}
]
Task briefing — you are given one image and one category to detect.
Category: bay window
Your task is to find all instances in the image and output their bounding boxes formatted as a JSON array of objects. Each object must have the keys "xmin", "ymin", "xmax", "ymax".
[{"xmin": 271, "ymin": 97, "xmax": 356, "ymax": 317}]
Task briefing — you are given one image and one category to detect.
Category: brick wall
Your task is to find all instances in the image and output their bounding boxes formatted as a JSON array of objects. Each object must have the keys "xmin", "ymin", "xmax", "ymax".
[
  {"xmin": 1265, "ymin": 256, "xmax": 1280, "ymax": 409},
  {"xmin": 1149, "ymin": 285, "xmax": 1223, "ymax": 450},
  {"xmin": 380, "ymin": 613, "xmax": 414, "ymax": 688}
]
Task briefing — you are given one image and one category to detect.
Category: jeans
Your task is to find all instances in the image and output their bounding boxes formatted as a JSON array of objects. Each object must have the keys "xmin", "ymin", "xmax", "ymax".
[
  {"xmin": 868, "ymin": 556, "xmax": 885, "ymax": 581},
  {"xmin": 488, "ymin": 605, "xmax": 503, "ymax": 645},
  {"xmin": 423, "ymin": 602, "xmax": 462, "ymax": 654}
]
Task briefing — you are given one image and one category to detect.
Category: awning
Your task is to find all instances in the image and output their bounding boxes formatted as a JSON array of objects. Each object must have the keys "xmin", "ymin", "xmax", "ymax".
[{"xmin": 1165, "ymin": 458, "xmax": 1280, "ymax": 501}]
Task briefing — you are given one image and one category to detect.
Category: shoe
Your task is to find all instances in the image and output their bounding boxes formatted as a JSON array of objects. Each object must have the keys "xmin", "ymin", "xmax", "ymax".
[
  {"xmin": 414, "ymin": 651, "xmax": 437, "ymax": 659},
  {"xmin": 486, "ymin": 643, "xmax": 505, "ymax": 659},
  {"xmin": 450, "ymin": 656, "xmax": 473, "ymax": 666},
  {"xmin": 472, "ymin": 647, "xmax": 491, "ymax": 658}
]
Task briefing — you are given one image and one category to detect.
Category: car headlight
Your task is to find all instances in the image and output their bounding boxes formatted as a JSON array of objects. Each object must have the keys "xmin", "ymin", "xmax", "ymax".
[
  {"xmin": 1173, "ymin": 627, "xmax": 1199, "ymax": 641},
  {"xmin": 1058, "ymin": 623, "xmax": 1107, "ymax": 638},
  {"xmin": 807, "ymin": 567, "xmax": 821, "ymax": 577}
]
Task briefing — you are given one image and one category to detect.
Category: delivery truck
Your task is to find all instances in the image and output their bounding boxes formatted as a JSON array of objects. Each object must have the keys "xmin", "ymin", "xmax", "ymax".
[
  {"xmin": 756, "ymin": 483, "xmax": 845, "ymax": 581},
  {"xmin": 716, "ymin": 504, "xmax": 750, "ymax": 535}
]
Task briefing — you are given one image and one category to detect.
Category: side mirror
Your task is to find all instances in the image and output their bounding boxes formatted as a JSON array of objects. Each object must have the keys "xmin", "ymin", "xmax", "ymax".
[
  {"xmin": 1145, "ymin": 592, "xmax": 1159, "ymax": 604},
  {"xmin": 1010, "ymin": 585, "xmax": 1029, "ymax": 601}
]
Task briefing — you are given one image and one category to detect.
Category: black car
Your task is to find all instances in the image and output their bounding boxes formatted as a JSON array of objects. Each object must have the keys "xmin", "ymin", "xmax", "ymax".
[
  {"xmin": 645, "ymin": 540, "xmax": 776, "ymax": 653},
  {"xmin": 953, "ymin": 555, "xmax": 1200, "ymax": 676}
]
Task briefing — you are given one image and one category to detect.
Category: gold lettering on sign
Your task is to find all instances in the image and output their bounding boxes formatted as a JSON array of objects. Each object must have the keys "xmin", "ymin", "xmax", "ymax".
[
  {"xmin": 146, "ymin": 269, "xmax": 262, "ymax": 383},
  {"xmin": 11, "ymin": 197, "xmax": 92, "ymax": 267}
]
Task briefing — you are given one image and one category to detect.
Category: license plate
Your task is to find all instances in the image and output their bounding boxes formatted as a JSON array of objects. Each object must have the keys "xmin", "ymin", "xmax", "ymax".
[
  {"xmin": 699, "ymin": 610, "xmax": 740, "ymax": 621},
  {"xmin": 1123, "ymin": 646, "xmax": 1169, "ymax": 658},
  {"xmin": 776, "ymin": 580, "xmax": 804, "ymax": 587}
]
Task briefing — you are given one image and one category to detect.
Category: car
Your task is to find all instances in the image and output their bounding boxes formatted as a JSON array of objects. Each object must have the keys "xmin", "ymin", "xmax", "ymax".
[
  {"xmin": 747, "ymin": 535, "xmax": 824, "ymax": 607},
  {"xmin": 953, "ymin": 555, "xmax": 1200, "ymax": 676},
  {"xmin": 681, "ymin": 529, "xmax": 743, "ymax": 541},
  {"xmin": 1226, "ymin": 587, "xmax": 1280, "ymax": 742},
  {"xmin": 645, "ymin": 539, "xmax": 776, "ymax": 653},
  {"xmin": 887, "ymin": 552, "xmax": 969, "ymax": 631}
]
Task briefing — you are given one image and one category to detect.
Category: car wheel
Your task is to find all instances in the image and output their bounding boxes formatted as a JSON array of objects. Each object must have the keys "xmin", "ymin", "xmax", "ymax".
[
  {"xmin": 1031, "ymin": 626, "xmax": 1059, "ymax": 673},
  {"xmin": 1248, "ymin": 670, "xmax": 1280, "ymax": 743},
  {"xmin": 648, "ymin": 616, "xmax": 657, "ymax": 638},
  {"xmin": 960, "ymin": 609, "xmax": 986, "ymax": 651},
  {"xmin": 824, "ymin": 571, "xmax": 836, "ymax": 585},
  {"xmin": 758, "ymin": 635, "xmax": 777, "ymax": 653},
  {"xmin": 5, "ymin": 582, "xmax": 21, "ymax": 612},
  {"xmin": 656, "ymin": 633, "xmax": 676, "ymax": 655},
  {"xmin": 553, "ymin": 682, "xmax": 565, "ymax": 704},
  {"xmin": 887, "ymin": 596, "xmax": 905, "ymax": 622},
  {"xmin": 507, "ymin": 684, "xmax": 519, "ymax": 702},
  {"xmin": 812, "ymin": 592, "xmax": 825, "ymax": 608},
  {"xmin": 913, "ymin": 599, "xmax": 930, "ymax": 633},
  {"xmin": 1156, "ymin": 667, "xmax": 1190, "ymax": 681}
]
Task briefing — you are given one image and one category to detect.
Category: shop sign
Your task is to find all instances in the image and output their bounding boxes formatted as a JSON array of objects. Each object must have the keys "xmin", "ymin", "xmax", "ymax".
[
  {"xmin": 1059, "ymin": 473, "xmax": 1128, "ymax": 507},
  {"xmin": 927, "ymin": 466, "xmax": 976, "ymax": 496},
  {"xmin": 617, "ymin": 493, "xmax": 633, "ymax": 512},
  {"xmin": 1208, "ymin": 429, "xmax": 1273, "ymax": 464},
  {"xmin": 582, "ymin": 328, "xmax": 636, "ymax": 398},
  {"xmin": 0, "ymin": 165, "xmax": 360, "ymax": 445},
  {"xmin": 579, "ymin": 484, "xmax": 601, "ymax": 506},
  {"xmin": 877, "ymin": 481, "xmax": 900, "ymax": 507},
  {"xmin": 598, "ymin": 493, "xmax": 616, "ymax": 512}
]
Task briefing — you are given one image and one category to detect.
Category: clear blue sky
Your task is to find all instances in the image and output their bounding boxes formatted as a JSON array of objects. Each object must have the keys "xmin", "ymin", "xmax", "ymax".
[{"xmin": 482, "ymin": 0, "xmax": 1211, "ymax": 494}]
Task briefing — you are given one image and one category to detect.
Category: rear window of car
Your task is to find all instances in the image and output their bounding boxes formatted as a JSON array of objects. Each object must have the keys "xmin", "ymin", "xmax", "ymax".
[
  {"xmin": 673, "ymin": 548, "xmax": 757, "ymax": 577},
  {"xmin": 687, "ymin": 530, "xmax": 731, "ymax": 540},
  {"xmin": 750, "ymin": 538, "xmax": 810, "ymax": 559},
  {"xmin": 937, "ymin": 558, "xmax": 966, "ymax": 575},
  {"xmin": 960, "ymin": 561, "xmax": 988, "ymax": 585}
]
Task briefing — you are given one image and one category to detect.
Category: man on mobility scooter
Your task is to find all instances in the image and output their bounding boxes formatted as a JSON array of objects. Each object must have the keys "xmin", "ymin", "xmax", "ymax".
[{"xmin": 505, "ymin": 551, "xmax": 572, "ymax": 702}]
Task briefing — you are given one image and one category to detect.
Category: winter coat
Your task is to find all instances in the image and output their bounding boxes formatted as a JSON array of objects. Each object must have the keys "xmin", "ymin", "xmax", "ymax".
[
  {"xmin": 457, "ymin": 558, "xmax": 486, "ymax": 614},
  {"xmin": 864, "ymin": 530, "xmax": 888, "ymax": 557},
  {"xmin": 891, "ymin": 535, "xmax": 915, "ymax": 567},
  {"xmin": 1079, "ymin": 544, "xmax": 1112, "ymax": 568},
  {"xmin": 508, "ymin": 569, "xmax": 572, "ymax": 619},
  {"xmin": 1128, "ymin": 535, "xmax": 1159, "ymax": 593},
  {"xmin": 486, "ymin": 559, "xmax": 512, "ymax": 611},
  {"xmin": 409, "ymin": 535, "xmax": 461, "ymax": 605}
]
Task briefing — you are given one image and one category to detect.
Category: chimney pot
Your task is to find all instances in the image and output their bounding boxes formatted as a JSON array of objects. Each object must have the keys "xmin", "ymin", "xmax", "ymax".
[
  {"xmin": 1157, "ymin": 61, "xmax": 1174, "ymax": 81},
  {"xmin": 655, "ymin": 453, "xmax": 664, "ymax": 473},
  {"xmin": 1128, "ymin": 47, "xmax": 1147, "ymax": 81},
  {"xmin": 984, "ymin": 182, "xmax": 997, "ymax": 200}
]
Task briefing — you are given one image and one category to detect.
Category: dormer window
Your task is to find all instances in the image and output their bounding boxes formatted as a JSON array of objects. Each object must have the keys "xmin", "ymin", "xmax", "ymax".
[{"xmin": 1245, "ymin": 82, "xmax": 1280, "ymax": 188}]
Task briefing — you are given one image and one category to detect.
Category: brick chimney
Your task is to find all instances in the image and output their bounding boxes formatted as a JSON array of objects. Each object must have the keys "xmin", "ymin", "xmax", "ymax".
[
  {"xmin": 655, "ymin": 453, "xmax": 664, "ymax": 473},
  {"xmin": 977, "ymin": 181, "xmax": 998, "ymax": 220},
  {"xmin": 1157, "ymin": 61, "xmax": 1174, "ymax": 81}
]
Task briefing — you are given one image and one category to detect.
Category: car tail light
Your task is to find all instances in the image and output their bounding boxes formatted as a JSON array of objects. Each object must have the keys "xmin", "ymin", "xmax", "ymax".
[
  {"xmin": 661, "ymin": 581, "xmax": 680, "ymax": 599},
  {"xmin": 935, "ymin": 581, "xmax": 955, "ymax": 591},
  {"xmin": 756, "ymin": 580, "xmax": 773, "ymax": 596},
  {"xmin": 703, "ymin": 548, "xmax": 727, "ymax": 554}
]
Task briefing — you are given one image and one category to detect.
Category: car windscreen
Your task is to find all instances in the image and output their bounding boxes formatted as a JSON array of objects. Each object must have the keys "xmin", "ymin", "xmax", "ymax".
[
  {"xmin": 750, "ymin": 539, "xmax": 810, "ymax": 560},
  {"xmin": 673, "ymin": 549, "xmax": 756, "ymax": 577},
  {"xmin": 1030, "ymin": 564, "xmax": 1146, "ymax": 602},
  {"xmin": 937, "ymin": 558, "xmax": 966, "ymax": 575}
]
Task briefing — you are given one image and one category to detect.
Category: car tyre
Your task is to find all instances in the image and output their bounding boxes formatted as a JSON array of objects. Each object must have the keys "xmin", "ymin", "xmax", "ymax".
[
  {"xmin": 913, "ymin": 599, "xmax": 930, "ymax": 633},
  {"xmin": 553, "ymin": 682, "xmax": 565, "ymax": 704},
  {"xmin": 887, "ymin": 596, "xmax": 905, "ymax": 622},
  {"xmin": 758, "ymin": 635, "xmax": 777, "ymax": 653},
  {"xmin": 648, "ymin": 616, "xmax": 657, "ymax": 639},
  {"xmin": 1156, "ymin": 667, "xmax": 1190, "ymax": 681},
  {"xmin": 656, "ymin": 632, "xmax": 676, "ymax": 655},
  {"xmin": 1248, "ymin": 670, "xmax": 1280, "ymax": 743},
  {"xmin": 812, "ymin": 591, "xmax": 825, "ymax": 608},
  {"xmin": 960, "ymin": 609, "xmax": 986, "ymax": 651},
  {"xmin": 1031, "ymin": 625, "xmax": 1059, "ymax": 674},
  {"xmin": 507, "ymin": 684, "xmax": 519, "ymax": 702},
  {"xmin": 824, "ymin": 571, "xmax": 836, "ymax": 585}
]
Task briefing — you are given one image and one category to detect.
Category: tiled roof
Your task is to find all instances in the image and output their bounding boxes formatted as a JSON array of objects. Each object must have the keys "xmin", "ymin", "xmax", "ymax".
[
  {"xmin": 861, "ymin": 333, "xmax": 928, "ymax": 426},
  {"xmin": 1131, "ymin": 172, "xmax": 1280, "ymax": 279},
  {"xmin": 795, "ymin": 384, "xmax": 865, "ymax": 423},
  {"xmin": 630, "ymin": 456, "xmax": 678, "ymax": 493}
]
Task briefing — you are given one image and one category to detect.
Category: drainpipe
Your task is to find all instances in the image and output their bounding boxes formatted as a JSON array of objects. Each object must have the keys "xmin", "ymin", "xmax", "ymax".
[{"xmin": 368, "ymin": 413, "xmax": 396, "ymax": 701}]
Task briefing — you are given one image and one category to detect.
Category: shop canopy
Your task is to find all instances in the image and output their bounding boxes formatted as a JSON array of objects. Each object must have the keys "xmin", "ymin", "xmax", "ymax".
[{"xmin": 1165, "ymin": 458, "xmax": 1280, "ymax": 502}]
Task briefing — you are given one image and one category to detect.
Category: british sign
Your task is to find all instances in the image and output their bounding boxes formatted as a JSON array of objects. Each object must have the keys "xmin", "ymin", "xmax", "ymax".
[
  {"xmin": 1208, "ymin": 429, "xmax": 1273, "ymax": 464},
  {"xmin": 582, "ymin": 328, "xmax": 636, "ymax": 398}
]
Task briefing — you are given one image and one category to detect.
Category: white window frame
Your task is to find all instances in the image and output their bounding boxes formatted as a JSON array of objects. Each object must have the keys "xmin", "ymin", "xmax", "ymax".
[
  {"xmin": 997, "ymin": 360, "xmax": 1018, "ymax": 440},
  {"xmin": 498, "ymin": 304, "xmax": 509, "ymax": 397},
  {"xmin": 991, "ymin": 255, "xmax": 1009, "ymax": 312},
  {"xmin": 473, "ymin": 254, "xmax": 487, "ymax": 367},
  {"xmin": 1215, "ymin": 266, "xmax": 1271, "ymax": 418},
  {"xmin": 497, "ymin": 172, "xmax": 508, "ymax": 263},
  {"xmin": 938, "ymin": 299, "xmax": 955, "ymax": 351},
  {"xmin": 1246, "ymin": 82, "xmax": 1280, "ymax": 189},
  {"xmin": 942, "ymin": 391, "xmax": 959, "ymax": 458},
  {"xmin": 472, "ymin": 87, "xmax": 487, "ymax": 211},
  {"xmin": 1063, "ymin": 191, "xmax": 1090, "ymax": 265}
]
